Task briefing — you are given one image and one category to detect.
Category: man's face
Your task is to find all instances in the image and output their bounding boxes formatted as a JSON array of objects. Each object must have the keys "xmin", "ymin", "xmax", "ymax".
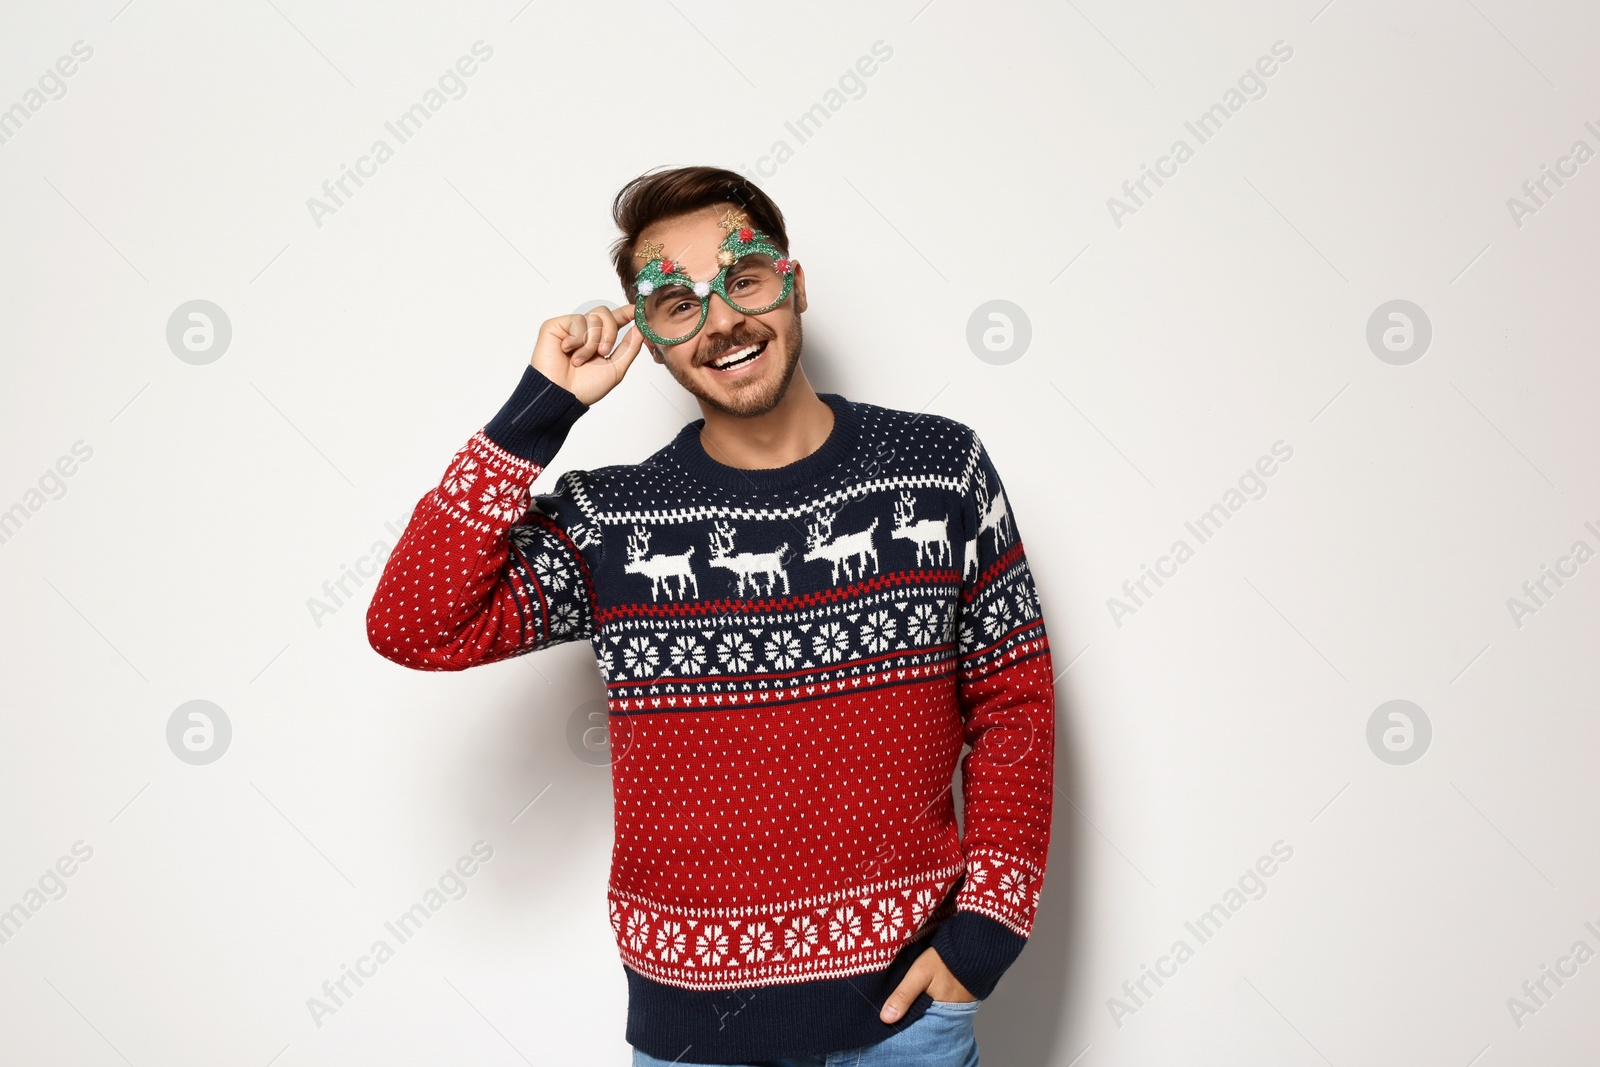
[{"xmin": 631, "ymin": 204, "xmax": 808, "ymax": 418}]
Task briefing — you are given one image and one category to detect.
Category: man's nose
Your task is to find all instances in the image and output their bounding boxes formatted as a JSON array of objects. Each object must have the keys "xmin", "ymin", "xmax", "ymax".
[{"xmin": 703, "ymin": 290, "xmax": 749, "ymax": 336}]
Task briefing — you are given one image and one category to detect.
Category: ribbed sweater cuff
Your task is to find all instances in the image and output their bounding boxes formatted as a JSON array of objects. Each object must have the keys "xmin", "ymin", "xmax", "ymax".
[
  {"xmin": 929, "ymin": 910, "xmax": 1027, "ymax": 1000},
  {"xmin": 482, "ymin": 364, "xmax": 588, "ymax": 468}
]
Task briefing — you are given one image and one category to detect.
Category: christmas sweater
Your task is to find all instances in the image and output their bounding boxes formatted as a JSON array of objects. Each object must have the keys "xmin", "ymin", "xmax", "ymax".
[{"xmin": 366, "ymin": 364, "xmax": 1056, "ymax": 1064}]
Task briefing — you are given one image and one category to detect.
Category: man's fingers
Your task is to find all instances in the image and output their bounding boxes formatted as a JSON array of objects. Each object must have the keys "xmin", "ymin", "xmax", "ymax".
[
  {"xmin": 557, "ymin": 313, "xmax": 590, "ymax": 354},
  {"xmin": 879, "ymin": 971, "xmax": 925, "ymax": 1023},
  {"xmin": 534, "ymin": 305, "xmax": 645, "ymax": 398},
  {"xmin": 593, "ymin": 309, "xmax": 617, "ymax": 356},
  {"xmin": 578, "ymin": 306, "xmax": 643, "ymax": 367},
  {"xmin": 572, "ymin": 310, "xmax": 615, "ymax": 367}
]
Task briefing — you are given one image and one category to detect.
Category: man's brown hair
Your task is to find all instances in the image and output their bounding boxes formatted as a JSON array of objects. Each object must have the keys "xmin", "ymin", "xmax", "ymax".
[{"xmin": 610, "ymin": 166, "xmax": 789, "ymax": 300}]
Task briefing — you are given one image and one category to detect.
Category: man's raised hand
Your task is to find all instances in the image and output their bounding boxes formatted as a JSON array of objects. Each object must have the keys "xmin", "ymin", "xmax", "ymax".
[{"xmin": 530, "ymin": 304, "xmax": 646, "ymax": 407}]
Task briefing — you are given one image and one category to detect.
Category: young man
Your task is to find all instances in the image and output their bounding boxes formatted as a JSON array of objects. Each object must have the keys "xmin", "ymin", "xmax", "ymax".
[{"xmin": 367, "ymin": 167, "xmax": 1055, "ymax": 1066}]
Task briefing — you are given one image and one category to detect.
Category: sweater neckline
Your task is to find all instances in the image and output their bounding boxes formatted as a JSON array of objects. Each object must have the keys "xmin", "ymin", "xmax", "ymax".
[{"xmin": 671, "ymin": 392, "xmax": 859, "ymax": 494}]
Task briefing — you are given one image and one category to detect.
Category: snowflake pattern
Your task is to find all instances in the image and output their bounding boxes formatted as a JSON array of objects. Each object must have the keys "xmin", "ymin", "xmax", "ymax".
[
  {"xmin": 997, "ymin": 866, "xmax": 1030, "ymax": 906},
  {"xmin": 441, "ymin": 455, "xmax": 479, "ymax": 501},
  {"xmin": 1014, "ymin": 583, "xmax": 1038, "ymax": 621},
  {"xmin": 596, "ymin": 570, "xmax": 1049, "ymax": 710},
  {"xmin": 765, "ymin": 629, "xmax": 803, "ymax": 671},
  {"xmin": 906, "ymin": 603, "xmax": 939, "ymax": 645},
  {"xmin": 532, "ymin": 551, "xmax": 570, "ymax": 593},
  {"xmin": 624, "ymin": 909, "xmax": 650, "ymax": 952},
  {"xmin": 740, "ymin": 921, "xmax": 775, "ymax": 962},
  {"xmin": 668, "ymin": 634, "xmax": 707, "ymax": 675},
  {"xmin": 478, "ymin": 478, "xmax": 525, "ymax": 523},
  {"xmin": 860, "ymin": 610, "xmax": 897, "ymax": 653},
  {"xmin": 549, "ymin": 602, "xmax": 580, "ymax": 636},
  {"xmin": 828, "ymin": 905, "xmax": 862, "ymax": 951},
  {"xmin": 812, "ymin": 621, "xmax": 848, "ymax": 663},
  {"xmin": 696, "ymin": 924, "xmax": 730, "ymax": 967},
  {"xmin": 982, "ymin": 596, "xmax": 1014, "ymax": 640},
  {"xmin": 870, "ymin": 897, "xmax": 904, "ymax": 941},
  {"xmin": 654, "ymin": 920, "xmax": 686, "ymax": 963},
  {"xmin": 785, "ymin": 914, "xmax": 819, "ymax": 957},
  {"xmin": 966, "ymin": 857, "xmax": 990, "ymax": 889},
  {"xmin": 599, "ymin": 860, "xmax": 1047, "ymax": 989},
  {"xmin": 961, "ymin": 852, "xmax": 1040, "ymax": 932},
  {"xmin": 623, "ymin": 636, "xmax": 660, "ymax": 679},
  {"xmin": 716, "ymin": 632, "xmax": 753, "ymax": 673}
]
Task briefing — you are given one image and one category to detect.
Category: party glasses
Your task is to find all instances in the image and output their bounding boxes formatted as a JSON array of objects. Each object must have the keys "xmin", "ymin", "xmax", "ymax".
[{"xmin": 631, "ymin": 209, "xmax": 797, "ymax": 347}]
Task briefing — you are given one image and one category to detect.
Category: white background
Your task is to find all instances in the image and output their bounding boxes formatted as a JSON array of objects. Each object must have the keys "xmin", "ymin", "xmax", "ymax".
[{"xmin": 2, "ymin": 1, "xmax": 1597, "ymax": 1064}]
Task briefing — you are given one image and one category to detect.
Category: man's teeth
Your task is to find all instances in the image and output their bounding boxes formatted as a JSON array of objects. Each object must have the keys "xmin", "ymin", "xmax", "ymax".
[{"xmin": 711, "ymin": 342, "xmax": 763, "ymax": 368}]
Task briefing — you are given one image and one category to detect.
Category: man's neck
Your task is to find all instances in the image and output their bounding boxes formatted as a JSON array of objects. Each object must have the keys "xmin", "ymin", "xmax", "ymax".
[{"xmin": 697, "ymin": 370, "xmax": 835, "ymax": 472}]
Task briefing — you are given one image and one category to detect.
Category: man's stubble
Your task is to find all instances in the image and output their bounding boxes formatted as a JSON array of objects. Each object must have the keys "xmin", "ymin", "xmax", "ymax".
[{"xmin": 660, "ymin": 311, "xmax": 804, "ymax": 420}]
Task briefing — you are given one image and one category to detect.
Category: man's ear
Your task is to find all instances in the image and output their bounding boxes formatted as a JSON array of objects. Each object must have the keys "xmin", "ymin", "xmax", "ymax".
[{"xmin": 793, "ymin": 262, "xmax": 807, "ymax": 315}]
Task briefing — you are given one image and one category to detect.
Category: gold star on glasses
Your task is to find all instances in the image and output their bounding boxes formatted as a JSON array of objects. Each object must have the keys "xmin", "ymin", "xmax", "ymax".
[
  {"xmin": 718, "ymin": 208, "xmax": 749, "ymax": 234},
  {"xmin": 634, "ymin": 240, "xmax": 665, "ymax": 262}
]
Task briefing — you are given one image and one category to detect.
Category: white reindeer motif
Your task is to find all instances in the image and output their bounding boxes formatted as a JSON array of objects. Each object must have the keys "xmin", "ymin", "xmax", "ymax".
[
  {"xmin": 803, "ymin": 508, "xmax": 880, "ymax": 585},
  {"xmin": 622, "ymin": 526, "xmax": 698, "ymax": 601},
  {"xmin": 890, "ymin": 490, "xmax": 951, "ymax": 567},
  {"xmin": 962, "ymin": 535, "xmax": 979, "ymax": 583},
  {"xmin": 708, "ymin": 519, "xmax": 792, "ymax": 597},
  {"xmin": 976, "ymin": 469, "xmax": 1012, "ymax": 553}
]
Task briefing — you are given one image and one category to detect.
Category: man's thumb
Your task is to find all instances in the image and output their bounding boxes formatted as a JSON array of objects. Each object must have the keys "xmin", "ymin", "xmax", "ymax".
[
  {"xmin": 880, "ymin": 972, "xmax": 923, "ymax": 1023},
  {"xmin": 606, "ymin": 321, "xmax": 645, "ymax": 371},
  {"xmin": 583, "ymin": 322, "xmax": 644, "ymax": 399}
]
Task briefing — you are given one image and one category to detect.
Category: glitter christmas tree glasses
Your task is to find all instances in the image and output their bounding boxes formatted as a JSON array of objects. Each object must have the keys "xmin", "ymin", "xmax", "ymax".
[{"xmin": 631, "ymin": 208, "xmax": 797, "ymax": 347}]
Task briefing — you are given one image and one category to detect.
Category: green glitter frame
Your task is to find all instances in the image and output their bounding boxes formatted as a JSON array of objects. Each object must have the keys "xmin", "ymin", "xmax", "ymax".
[{"xmin": 631, "ymin": 221, "xmax": 796, "ymax": 347}]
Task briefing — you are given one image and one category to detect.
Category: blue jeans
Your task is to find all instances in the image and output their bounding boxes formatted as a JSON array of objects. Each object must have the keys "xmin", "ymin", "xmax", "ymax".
[{"xmin": 631, "ymin": 999, "xmax": 981, "ymax": 1067}]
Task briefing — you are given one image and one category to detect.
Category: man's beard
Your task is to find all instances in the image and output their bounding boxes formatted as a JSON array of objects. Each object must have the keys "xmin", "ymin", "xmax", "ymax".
[{"xmin": 664, "ymin": 313, "xmax": 804, "ymax": 419}]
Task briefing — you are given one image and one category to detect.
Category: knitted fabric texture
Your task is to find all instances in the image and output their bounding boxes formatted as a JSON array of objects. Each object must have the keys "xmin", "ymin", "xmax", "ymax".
[{"xmin": 367, "ymin": 365, "xmax": 1056, "ymax": 1064}]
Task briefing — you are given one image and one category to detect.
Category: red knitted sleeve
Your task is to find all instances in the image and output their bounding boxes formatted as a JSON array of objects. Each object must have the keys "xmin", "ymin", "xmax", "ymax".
[{"xmin": 366, "ymin": 366, "xmax": 601, "ymax": 671}]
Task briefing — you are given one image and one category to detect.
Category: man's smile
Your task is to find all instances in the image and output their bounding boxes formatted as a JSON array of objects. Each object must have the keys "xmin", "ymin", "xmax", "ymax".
[{"xmin": 706, "ymin": 339, "xmax": 768, "ymax": 372}]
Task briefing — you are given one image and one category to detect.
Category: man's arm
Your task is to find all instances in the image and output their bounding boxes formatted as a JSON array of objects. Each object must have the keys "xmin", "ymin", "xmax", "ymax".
[
  {"xmin": 926, "ymin": 429, "xmax": 1057, "ymax": 999},
  {"xmin": 366, "ymin": 364, "xmax": 603, "ymax": 670},
  {"xmin": 881, "ymin": 429, "xmax": 1056, "ymax": 1020},
  {"xmin": 367, "ymin": 298, "xmax": 644, "ymax": 668}
]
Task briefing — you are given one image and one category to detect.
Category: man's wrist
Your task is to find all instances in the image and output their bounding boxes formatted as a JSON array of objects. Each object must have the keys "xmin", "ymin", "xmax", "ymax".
[
  {"xmin": 927, "ymin": 909, "xmax": 1027, "ymax": 1000},
  {"xmin": 482, "ymin": 363, "xmax": 588, "ymax": 467}
]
